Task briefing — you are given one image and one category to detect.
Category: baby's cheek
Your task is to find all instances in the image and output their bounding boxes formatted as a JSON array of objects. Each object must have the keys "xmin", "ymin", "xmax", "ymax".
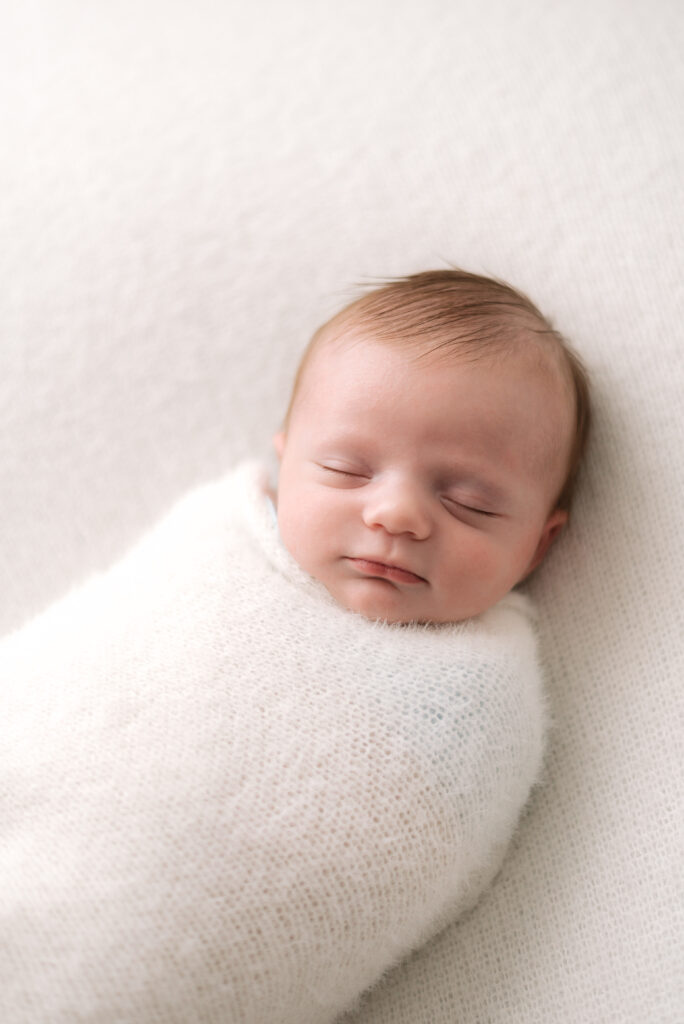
[
  {"xmin": 453, "ymin": 533, "xmax": 513, "ymax": 591},
  {"xmin": 458, "ymin": 533, "xmax": 496, "ymax": 571},
  {"xmin": 276, "ymin": 496, "xmax": 310, "ymax": 568},
  {"xmin": 277, "ymin": 490, "xmax": 329, "ymax": 576}
]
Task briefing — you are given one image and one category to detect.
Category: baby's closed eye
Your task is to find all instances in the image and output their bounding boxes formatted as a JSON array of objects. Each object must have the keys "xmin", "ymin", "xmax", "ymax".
[
  {"xmin": 442, "ymin": 495, "xmax": 499, "ymax": 519},
  {"xmin": 317, "ymin": 462, "xmax": 370, "ymax": 482},
  {"xmin": 317, "ymin": 462, "xmax": 370, "ymax": 485}
]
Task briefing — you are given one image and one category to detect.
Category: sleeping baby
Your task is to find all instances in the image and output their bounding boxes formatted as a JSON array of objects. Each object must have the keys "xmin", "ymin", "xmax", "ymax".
[
  {"xmin": 1, "ymin": 270, "xmax": 591, "ymax": 1024},
  {"xmin": 272, "ymin": 268, "xmax": 590, "ymax": 624}
]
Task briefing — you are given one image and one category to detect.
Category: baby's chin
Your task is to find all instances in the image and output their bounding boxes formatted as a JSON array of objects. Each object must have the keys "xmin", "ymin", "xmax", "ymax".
[
  {"xmin": 325, "ymin": 576, "xmax": 503, "ymax": 625},
  {"xmin": 329, "ymin": 577, "xmax": 446, "ymax": 626}
]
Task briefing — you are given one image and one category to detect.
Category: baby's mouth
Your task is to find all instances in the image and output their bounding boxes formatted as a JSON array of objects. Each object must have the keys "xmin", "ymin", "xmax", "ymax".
[{"xmin": 346, "ymin": 558, "xmax": 427, "ymax": 586}]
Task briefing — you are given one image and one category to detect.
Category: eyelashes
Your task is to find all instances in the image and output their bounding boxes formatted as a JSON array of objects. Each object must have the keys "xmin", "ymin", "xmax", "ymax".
[
  {"xmin": 319, "ymin": 464, "xmax": 368, "ymax": 479},
  {"xmin": 442, "ymin": 497, "xmax": 497, "ymax": 518}
]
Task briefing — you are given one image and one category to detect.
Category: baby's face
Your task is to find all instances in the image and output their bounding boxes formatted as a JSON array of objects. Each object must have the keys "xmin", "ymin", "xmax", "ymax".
[{"xmin": 274, "ymin": 333, "xmax": 572, "ymax": 624}]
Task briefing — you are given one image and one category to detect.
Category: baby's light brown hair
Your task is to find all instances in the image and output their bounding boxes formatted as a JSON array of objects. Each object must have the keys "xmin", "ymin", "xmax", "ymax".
[{"xmin": 284, "ymin": 269, "xmax": 591, "ymax": 516}]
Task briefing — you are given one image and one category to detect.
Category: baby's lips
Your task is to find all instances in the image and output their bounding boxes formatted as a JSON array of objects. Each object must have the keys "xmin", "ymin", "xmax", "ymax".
[{"xmin": 347, "ymin": 557, "xmax": 427, "ymax": 586}]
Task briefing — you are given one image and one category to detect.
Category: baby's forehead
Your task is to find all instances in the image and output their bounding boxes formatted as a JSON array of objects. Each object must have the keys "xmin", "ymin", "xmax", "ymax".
[
  {"xmin": 306, "ymin": 330, "xmax": 575, "ymax": 463},
  {"xmin": 316, "ymin": 322, "xmax": 573, "ymax": 400}
]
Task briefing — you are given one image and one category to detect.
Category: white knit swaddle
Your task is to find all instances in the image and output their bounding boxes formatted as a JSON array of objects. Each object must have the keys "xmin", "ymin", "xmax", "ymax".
[{"xmin": 1, "ymin": 462, "xmax": 546, "ymax": 1024}]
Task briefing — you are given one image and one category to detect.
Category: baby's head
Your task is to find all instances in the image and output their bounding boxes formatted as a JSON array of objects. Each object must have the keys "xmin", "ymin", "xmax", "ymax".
[{"xmin": 273, "ymin": 269, "xmax": 591, "ymax": 624}]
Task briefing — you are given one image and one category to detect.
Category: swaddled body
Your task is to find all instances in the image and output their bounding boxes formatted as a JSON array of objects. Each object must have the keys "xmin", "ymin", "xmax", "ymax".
[
  {"xmin": 1, "ymin": 463, "xmax": 545, "ymax": 1024},
  {"xmin": 1, "ymin": 270, "xmax": 590, "ymax": 1023}
]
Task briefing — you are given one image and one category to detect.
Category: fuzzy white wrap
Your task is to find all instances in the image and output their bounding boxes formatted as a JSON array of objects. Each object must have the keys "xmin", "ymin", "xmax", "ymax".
[{"xmin": 1, "ymin": 461, "xmax": 546, "ymax": 1024}]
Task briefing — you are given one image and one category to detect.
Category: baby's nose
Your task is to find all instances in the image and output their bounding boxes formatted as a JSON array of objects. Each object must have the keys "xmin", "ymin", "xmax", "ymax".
[{"xmin": 361, "ymin": 477, "xmax": 432, "ymax": 539}]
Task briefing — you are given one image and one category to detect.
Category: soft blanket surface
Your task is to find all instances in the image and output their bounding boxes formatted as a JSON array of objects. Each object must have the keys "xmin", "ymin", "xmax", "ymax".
[{"xmin": 1, "ymin": 462, "xmax": 545, "ymax": 1024}]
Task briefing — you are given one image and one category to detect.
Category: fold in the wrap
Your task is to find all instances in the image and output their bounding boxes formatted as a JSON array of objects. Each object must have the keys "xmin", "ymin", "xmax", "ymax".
[{"xmin": 0, "ymin": 461, "xmax": 547, "ymax": 1024}]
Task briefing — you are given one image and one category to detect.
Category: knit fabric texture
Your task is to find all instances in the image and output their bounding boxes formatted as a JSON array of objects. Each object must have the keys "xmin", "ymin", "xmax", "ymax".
[{"xmin": 0, "ymin": 462, "xmax": 546, "ymax": 1024}]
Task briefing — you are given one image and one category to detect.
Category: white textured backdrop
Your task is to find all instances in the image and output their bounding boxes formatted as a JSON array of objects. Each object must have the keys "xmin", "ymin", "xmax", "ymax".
[{"xmin": 1, "ymin": 0, "xmax": 683, "ymax": 1021}]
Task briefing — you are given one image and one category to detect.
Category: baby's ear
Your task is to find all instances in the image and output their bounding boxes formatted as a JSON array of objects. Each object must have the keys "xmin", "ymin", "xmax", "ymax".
[
  {"xmin": 526, "ymin": 507, "xmax": 568, "ymax": 575},
  {"xmin": 272, "ymin": 431, "xmax": 286, "ymax": 459}
]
